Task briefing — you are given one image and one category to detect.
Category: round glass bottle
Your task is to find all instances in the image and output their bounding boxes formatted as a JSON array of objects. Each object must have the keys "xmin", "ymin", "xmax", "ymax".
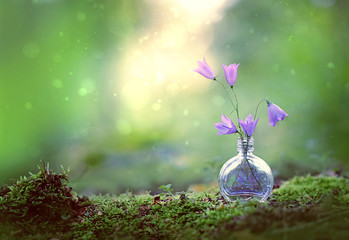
[{"xmin": 218, "ymin": 137, "xmax": 273, "ymax": 202}]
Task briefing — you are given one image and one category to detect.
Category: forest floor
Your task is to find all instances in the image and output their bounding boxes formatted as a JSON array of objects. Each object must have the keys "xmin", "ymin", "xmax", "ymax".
[{"xmin": 0, "ymin": 164, "xmax": 348, "ymax": 240}]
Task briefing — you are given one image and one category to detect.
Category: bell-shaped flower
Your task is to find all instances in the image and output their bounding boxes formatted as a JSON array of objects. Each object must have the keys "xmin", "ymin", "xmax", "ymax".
[
  {"xmin": 193, "ymin": 57, "xmax": 216, "ymax": 80},
  {"xmin": 237, "ymin": 114, "xmax": 259, "ymax": 137},
  {"xmin": 222, "ymin": 63, "xmax": 239, "ymax": 87},
  {"xmin": 267, "ymin": 100, "xmax": 289, "ymax": 127},
  {"xmin": 214, "ymin": 114, "xmax": 237, "ymax": 135}
]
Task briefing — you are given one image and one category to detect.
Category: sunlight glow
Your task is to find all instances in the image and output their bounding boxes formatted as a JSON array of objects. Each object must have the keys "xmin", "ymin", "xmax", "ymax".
[{"xmin": 113, "ymin": 0, "xmax": 239, "ymax": 131}]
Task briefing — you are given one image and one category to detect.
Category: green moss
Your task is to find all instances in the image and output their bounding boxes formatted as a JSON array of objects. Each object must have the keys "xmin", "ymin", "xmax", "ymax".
[
  {"xmin": 0, "ymin": 163, "xmax": 92, "ymax": 239},
  {"xmin": 70, "ymin": 192, "xmax": 261, "ymax": 240},
  {"xmin": 1, "ymin": 167, "xmax": 349, "ymax": 240},
  {"xmin": 272, "ymin": 175, "xmax": 349, "ymax": 206}
]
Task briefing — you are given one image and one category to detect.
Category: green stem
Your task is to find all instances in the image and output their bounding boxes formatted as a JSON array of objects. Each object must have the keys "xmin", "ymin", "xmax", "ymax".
[
  {"xmin": 243, "ymin": 137, "xmax": 263, "ymax": 191},
  {"xmin": 230, "ymin": 87, "xmax": 243, "ymax": 135},
  {"xmin": 254, "ymin": 98, "xmax": 267, "ymax": 120},
  {"xmin": 231, "ymin": 156, "xmax": 263, "ymax": 191},
  {"xmin": 231, "ymin": 162, "xmax": 243, "ymax": 188},
  {"xmin": 215, "ymin": 80, "xmax": 243, "ymax": 137},
  {"xmin": 245, "ymin": 157, "xmax": 263, "ymax": 191},
  {"xmin": 232, "ymin": 138, "xmax": 263, "ymax": 191},
  {"xmin": 215, "ymin": 80, "xmax": 237, "ymax": 111},
  {"xmin": 230, "ymin": 87, "xmax": 240, "ymax": 119}
]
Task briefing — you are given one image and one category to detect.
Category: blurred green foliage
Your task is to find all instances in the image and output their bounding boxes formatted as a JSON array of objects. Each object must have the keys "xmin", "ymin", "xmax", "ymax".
[
  {"xmin": 0, "ymin": 0, "xmax": 348, "ymax": 193},
  {"xmin": 0, "ymin": 0, "xmax": 142, "ymax": 181}
]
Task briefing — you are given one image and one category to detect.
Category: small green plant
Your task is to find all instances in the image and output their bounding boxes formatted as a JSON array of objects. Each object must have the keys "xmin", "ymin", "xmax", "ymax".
[{"xmin": 158, "ymin": 183, "xmax": 175, "ymax": 198}]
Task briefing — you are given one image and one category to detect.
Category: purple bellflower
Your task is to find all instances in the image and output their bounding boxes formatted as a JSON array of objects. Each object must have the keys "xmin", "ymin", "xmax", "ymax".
[
  {"xmin": 237, "ymin": 114, "xmax": 259, "ymax": 137},
  {"xmin": 214, "ymin": 114, "xmax": 237, "ymax": 135},
  {"xmin": 193, "ymin": 57, "xmax": 216, "ymax": 80},
  {"xmin": 222, "ymin": 63, "xmax": 240, "ymax": 87},
  {"xmin": 267, "ymin": 100, "xmax": 289, "ymax": 127}
]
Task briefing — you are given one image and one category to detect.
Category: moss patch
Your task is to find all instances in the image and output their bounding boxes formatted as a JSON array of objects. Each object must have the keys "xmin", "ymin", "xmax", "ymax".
[
  {"xmin": 0, "ymin": 163, "xmax": 93, "ymax": 239},
  {"xmin": 273, "ymin": 175, "xmax": 349, "ymax": 205},
  {"xmin": 0, "ymin": 167, "xmax": 348, "ymax": 240}
]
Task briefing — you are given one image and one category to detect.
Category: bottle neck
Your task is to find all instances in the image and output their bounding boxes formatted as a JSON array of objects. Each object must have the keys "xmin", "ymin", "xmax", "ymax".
[{"xmin": 237, "ymin": 137, "xmax": 254, "ymax": 155}]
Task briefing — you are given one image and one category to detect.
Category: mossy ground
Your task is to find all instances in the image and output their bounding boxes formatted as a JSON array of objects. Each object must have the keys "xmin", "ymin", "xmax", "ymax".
[{"xmin": 0, "ymin": 165, "xmax": 348, "ymax": 240}]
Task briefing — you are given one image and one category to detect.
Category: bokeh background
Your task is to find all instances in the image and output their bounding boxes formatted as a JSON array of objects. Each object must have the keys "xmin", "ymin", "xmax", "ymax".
[{"xmin": 1, "ymin": 0, "xmax": 348, "ymax": 194}]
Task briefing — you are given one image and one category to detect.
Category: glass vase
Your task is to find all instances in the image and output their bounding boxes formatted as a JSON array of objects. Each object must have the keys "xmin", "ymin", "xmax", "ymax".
[{"xmin": 218, "ymin": 137, "xmax": 273, "ymax": 202}]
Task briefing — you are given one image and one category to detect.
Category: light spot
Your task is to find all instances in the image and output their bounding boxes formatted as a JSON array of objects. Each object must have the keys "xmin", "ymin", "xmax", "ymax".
[
  {"xmin": 59, "ymin": 32, "xmax": 64, "ymax": 37},
  {"xmin": 155, "ymin": 73, "xmax": 165, "ymax": 85},
  {"xmin": 65, "ymin": 97, "xmax": 69, "ymax": 101},
  {"xmin": 185, "ymin": 140, "xmax": 189, "ymax": 146},
  {"xmin": 117, "ymin": 119, "xmax": 132, "ymax": 135},
  {"xmin": 327, "ymin": 62, "xmax": 335, "ymax": 69},
  {"xmin": 156, "ymin": 73, "xmax": 164, "ymax": 81},
  {"xmin": 152, "ymin": 103, "xmax": 161, "ymax": 111},
  {"xmin": 139, "ymin": 35, "xmax": 149, "ymax": 44},
  {"xmin": 183, "ymin": 109, "xmax": 189, "ymax": 116},
  {"xmin": 77, "ymin": 11, "xmax": 86, "ymax": 21},
  {"xmin": 194, "ymin": 120, "xmax": 201, "ymax": 127},
  {"xmin": 23, "ymin": 42, "xmax": 39, "ymax": 58},
  {"xmin": 78, "ymin": 78, "xmax": 95, "ymax": 96},
  {"xmin": 122, "ymin": 80, "xmax": 149, "ymax": 111},
  {"xmin": 288, "ymin": 35, "xmax": 294, "ymax": 42},
  {"xmin": 52, "ymin": 78, "xmax": 63, "ymax": 88},
  {"xmin": 78, "ymin": 88, "xmax": 88, "ymax": 96},
  {"xmin": 290, "ymin": 69, "xmax": 296, "ymax": 76},
  {"xmin": 25, "ymin": 102, "xmax": 33, "ymax": 110},
  {"xmin": 249, "ymin": 28, "xmax": 255, "ymax": 34}
]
